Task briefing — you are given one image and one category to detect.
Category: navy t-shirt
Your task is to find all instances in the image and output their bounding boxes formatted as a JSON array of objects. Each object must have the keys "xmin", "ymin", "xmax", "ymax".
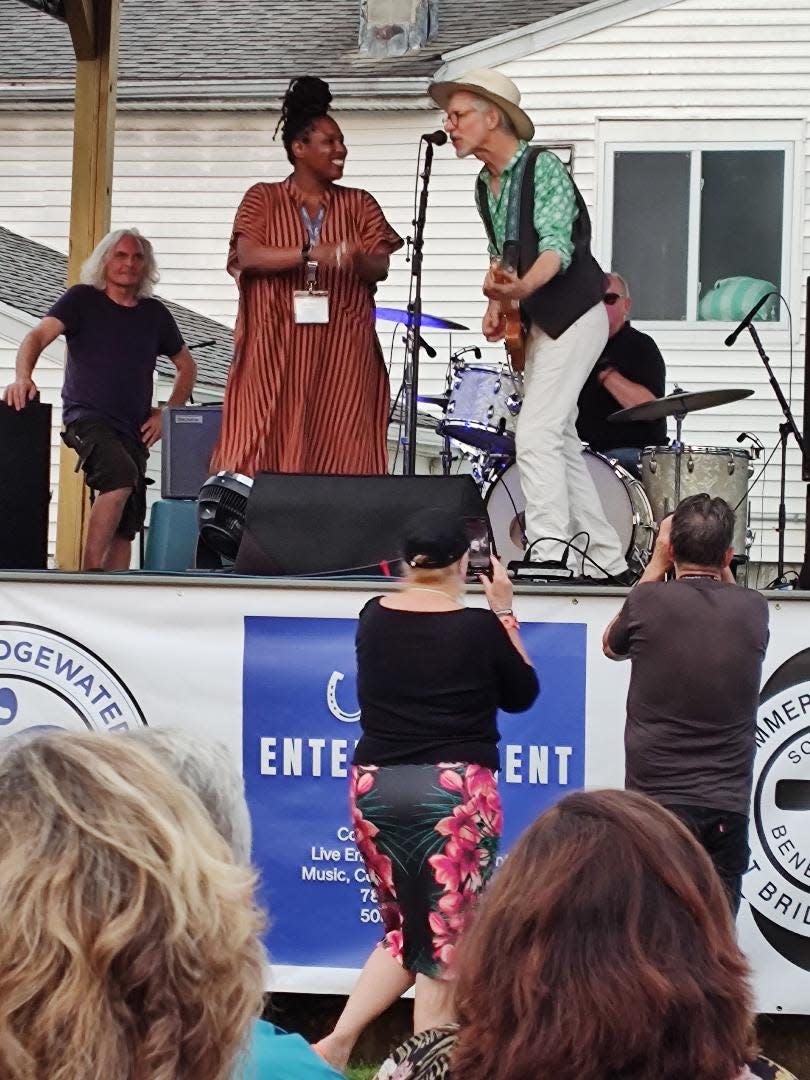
[{"xmin": 47, "ymin": 284, "xmax": 184, "ymax": 439}]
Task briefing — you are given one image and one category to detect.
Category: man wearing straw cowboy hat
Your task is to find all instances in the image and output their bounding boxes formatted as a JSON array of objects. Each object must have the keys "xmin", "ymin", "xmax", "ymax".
[{"xmin": 429, "ymin": 69, "xmax": 631, "ymax": 583}]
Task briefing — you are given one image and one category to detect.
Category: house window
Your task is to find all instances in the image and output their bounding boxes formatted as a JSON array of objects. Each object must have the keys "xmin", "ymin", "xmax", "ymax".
[{"xmin": 608, "ymin": 146, "xmax": 788, "ymax": 323}]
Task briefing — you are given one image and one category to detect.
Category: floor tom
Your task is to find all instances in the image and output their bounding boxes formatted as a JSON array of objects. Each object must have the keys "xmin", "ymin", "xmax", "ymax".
[{"xmin": 641, "ymin": 445, "xmax": 752, "ymax": 554}]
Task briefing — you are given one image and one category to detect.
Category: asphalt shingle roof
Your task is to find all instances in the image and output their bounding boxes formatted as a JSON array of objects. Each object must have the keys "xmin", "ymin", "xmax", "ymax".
[
  {"xmin": 0, "ymin": 226, "xmax": 233, "ymax": 389},
  {"xmin": 3, "ymin": 0, "xmax": 594, "ymax": 85}
]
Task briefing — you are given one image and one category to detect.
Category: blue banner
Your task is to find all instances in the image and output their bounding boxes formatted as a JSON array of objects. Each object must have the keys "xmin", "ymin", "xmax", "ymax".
[{"xmin": 243, "ymin": 615, "xmax": 586, "ymax": 968}]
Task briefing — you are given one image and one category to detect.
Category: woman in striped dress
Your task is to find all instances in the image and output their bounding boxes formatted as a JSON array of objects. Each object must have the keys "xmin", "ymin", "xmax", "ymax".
[{"xmin": 212, "ymin": 77, "xmax": 403, "ymax": 476}]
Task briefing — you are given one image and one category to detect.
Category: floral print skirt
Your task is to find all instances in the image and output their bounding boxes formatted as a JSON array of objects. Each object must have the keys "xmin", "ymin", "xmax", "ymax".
[{"xmin": 350, "ymin": 761, "xmax": 502, "ymax": 978}]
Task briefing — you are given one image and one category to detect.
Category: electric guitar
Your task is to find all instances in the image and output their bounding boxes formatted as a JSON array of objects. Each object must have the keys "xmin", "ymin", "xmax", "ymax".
[{"xmin": 490, "ymin": 249, "xmax": 526, "ymax": 373}]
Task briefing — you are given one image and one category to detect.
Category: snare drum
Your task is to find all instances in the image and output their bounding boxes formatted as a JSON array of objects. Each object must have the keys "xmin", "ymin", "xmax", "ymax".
[
  {"xmin": 439, "ymin": 363, "xmax": 523, "ymax": 456},
  {"xmin": 486, "ymin": 449, "xmax": 655, "ymax": 575},
  {"xmin": 641, "ymin": 445, "xmax": 752, "ymax": 554}
]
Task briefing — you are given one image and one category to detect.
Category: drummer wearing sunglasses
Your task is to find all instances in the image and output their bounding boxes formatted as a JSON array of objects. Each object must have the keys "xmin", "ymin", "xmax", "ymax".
[{"xmin": 576, "ymin": 273, "xmax": 668, "ymax": 477}]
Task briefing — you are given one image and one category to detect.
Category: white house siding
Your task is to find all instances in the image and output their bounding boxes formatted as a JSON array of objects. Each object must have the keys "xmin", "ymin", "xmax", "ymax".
[{"xmin": 0, "ymin": 0, "xmax": 808, "ymax": 564}]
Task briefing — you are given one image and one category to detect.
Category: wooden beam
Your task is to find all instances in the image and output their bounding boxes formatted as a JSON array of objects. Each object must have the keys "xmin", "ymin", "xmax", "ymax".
[
  {"xmin": 55, "ymin": 0, "xmax": 119, "ymax": 570},
  {"xmin": 63, "ymin": 0, "xmax": 96, "ymax": 60}
]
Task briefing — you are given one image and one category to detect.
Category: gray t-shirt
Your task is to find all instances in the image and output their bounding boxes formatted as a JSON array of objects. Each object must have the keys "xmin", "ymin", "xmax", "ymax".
[{"xmin": 607, "ymin": 577, "xmax": 769, "ymax": 814}]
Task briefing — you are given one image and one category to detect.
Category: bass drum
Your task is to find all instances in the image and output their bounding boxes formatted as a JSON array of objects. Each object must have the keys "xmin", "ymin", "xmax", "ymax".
[{"xmin": 486, "ymin": 450, "xmax": 655, "ymax": 576}]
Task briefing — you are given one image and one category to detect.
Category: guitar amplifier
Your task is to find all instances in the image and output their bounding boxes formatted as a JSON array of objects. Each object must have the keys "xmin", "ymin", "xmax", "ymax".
[{"xmin": 161, "ymin": 405, "xmax": 223, "ymax": 499}]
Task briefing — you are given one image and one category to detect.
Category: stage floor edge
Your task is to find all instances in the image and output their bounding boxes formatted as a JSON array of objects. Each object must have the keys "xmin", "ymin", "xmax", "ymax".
[{"xmin": 1, "ymin": 569, "xmax": 809, "ymax": 600}]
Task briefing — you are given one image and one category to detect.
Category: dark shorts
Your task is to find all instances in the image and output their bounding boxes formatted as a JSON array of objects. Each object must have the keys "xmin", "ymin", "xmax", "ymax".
[{"xmin": 61, "ymin": 417, "xmax": 149, "ymax": 540}]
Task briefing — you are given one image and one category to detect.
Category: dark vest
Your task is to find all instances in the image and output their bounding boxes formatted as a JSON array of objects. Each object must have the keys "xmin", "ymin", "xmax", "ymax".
[{"xmin": 479, "ymin": 147, "xmax": 606, "ymax": 340}]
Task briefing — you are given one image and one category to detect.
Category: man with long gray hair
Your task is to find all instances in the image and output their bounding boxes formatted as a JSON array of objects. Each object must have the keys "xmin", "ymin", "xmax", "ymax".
[{"xmin": 3, "ymin": 228, "xmax": 196, "ymax": 570}]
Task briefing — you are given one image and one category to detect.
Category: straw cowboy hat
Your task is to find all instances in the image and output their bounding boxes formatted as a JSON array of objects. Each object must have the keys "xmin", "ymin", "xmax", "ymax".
[{"xmin": 428, "ymin": 68, "xmax": 535, "ymax": 142}]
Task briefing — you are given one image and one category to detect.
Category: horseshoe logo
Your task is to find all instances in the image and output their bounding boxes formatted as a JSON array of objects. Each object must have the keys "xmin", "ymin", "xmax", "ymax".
[
  {"xmin": 0, "ymin": 687, "xmax": 17, "ymax": 726},
  {"xmin": 327, "ymin": 671, "xmax": 360, "ymax": 723}
]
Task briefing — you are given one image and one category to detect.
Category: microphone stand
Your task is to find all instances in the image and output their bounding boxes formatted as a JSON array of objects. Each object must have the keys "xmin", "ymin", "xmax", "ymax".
[
  {"xmin": 401, "ymin": 140, "xmax": 435, "ymax": 475},
  {"xmin": 745, "ymin": 323, "xmax": 807, "ymax": 586}
]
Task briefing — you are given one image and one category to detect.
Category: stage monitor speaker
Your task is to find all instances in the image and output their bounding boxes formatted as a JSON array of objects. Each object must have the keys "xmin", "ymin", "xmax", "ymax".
[
  {"xmin": 804, "ymin": 277, "xmax": 810, "ymax": 482},
  {"xmin": 161, "ymin": 405, "xmax": 222, "ymax": 499},
  {"xmin": 0, "ymin": 400, "xmax": 51, "ymax": 570},
  {"xmin": 234, "ymin": 474, "xmax": 488, "ymax": 576}
]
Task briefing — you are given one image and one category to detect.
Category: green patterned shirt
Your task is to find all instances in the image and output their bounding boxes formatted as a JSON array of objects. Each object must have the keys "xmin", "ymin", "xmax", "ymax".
[{"xmin": 474, "ymin": 140, "xmax": 577, "ymax": 271}]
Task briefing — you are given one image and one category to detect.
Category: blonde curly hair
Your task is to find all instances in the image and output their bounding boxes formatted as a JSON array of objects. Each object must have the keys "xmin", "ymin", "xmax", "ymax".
[{"xmin": 0, "ymin": 731, "xmax": 265, "ymax": 1080}]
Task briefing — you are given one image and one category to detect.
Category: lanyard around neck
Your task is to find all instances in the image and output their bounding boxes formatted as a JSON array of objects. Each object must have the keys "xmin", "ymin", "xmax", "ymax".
[{"xmin": 299, "ymin": 205, "xmax": 325, "ymax": 247}]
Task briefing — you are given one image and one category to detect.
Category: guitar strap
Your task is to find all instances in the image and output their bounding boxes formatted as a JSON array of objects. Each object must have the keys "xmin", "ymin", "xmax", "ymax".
[{"xmin": 475, "ymin": 145, "xmax": 542, "ymax": 258}]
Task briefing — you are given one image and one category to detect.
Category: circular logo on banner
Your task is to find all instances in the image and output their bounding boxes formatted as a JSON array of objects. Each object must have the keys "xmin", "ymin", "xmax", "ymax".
[
  {"xmin": 0, "ymin": 622, "xmax": 146, "ymax": 737},
  {"xmin": 747, "ymin": 648, "xmax": 810, "ymax": 970}
]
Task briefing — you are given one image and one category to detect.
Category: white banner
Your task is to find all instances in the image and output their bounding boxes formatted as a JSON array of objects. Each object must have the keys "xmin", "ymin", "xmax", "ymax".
[{"xmin": 0, "ymin": 576, "xmax": 807, "ymax": 1011}]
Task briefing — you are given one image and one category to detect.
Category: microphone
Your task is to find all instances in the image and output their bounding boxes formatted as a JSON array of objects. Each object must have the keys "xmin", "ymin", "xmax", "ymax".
[
  {"xmin": 422, "ymin": 130, "xmax": 448, "ymax": 146},
  {"xmin": 724, "ymin": 292, "xmax": 774, "ymax": 347},
  {"xmin": 737, "ymin": 431, "xmax": 765, "ymax": 456},
  {"xmin": 418, "ymin": 334, "xmax": 437, "ymax": 358},
  {"xmin": 401, "ymin": 333, "xmax": 437, "ymax": 358}
]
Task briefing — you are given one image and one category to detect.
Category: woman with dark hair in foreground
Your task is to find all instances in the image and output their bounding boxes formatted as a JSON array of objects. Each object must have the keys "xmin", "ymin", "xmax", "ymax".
[{"xmin": 376, "ymin": 789, "xmax": 795, "ymax": 1080}]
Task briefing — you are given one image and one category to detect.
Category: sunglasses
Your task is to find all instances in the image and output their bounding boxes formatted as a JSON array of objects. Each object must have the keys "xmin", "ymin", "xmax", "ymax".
[{"xmin": 603, "ymin": 292, "xmax": 624, "ymax": 305}]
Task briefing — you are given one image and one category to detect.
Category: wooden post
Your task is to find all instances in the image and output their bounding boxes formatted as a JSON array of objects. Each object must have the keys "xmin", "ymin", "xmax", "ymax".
[{"xmin": 55, "ymin": 0, "xmax": 119, "ymax": 569}]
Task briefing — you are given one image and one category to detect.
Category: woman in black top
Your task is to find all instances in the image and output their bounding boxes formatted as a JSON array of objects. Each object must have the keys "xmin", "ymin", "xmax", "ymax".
[{"xmin": 314, "ymin": 509, "xmax": 538, "ymax": 1072}]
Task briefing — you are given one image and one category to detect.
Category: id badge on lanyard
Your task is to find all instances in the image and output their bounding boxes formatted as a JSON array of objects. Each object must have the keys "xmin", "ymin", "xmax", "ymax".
[{"xmin": 294, "ymin": 204, "xmax": 330, "ymax": 324}]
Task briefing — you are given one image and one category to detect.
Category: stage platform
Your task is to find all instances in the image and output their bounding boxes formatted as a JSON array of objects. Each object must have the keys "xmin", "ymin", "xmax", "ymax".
[{"xmin": 0, "ymin": 569, "xmax": 808, "ymax": 1012}]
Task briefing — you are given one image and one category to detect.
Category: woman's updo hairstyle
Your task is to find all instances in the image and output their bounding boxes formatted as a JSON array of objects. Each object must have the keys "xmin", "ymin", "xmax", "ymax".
[{"xmin": 276, "ymin": 76, "xmax": 333, "ymax": 164}]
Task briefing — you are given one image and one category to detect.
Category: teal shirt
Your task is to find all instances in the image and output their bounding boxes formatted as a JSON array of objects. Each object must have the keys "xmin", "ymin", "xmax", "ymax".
[
  {"xmin": 240, "ymin": 1019, "xmax": 344, "ymax": 1080},
  {"xmin": 474, "ymin": 141, "xmax": 577, "ymax": 271}
]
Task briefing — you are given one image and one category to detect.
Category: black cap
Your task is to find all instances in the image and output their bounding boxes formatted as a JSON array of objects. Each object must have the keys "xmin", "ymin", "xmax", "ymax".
[{"xmin": 401, "ymin": 508, "xmax": 469, "ymax": 570}]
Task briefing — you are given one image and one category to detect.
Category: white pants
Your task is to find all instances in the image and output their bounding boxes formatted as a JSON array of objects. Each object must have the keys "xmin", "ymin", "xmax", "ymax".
[{"xmin": 515, "ymin": 302, "xmax": 627, "ymax": 577}]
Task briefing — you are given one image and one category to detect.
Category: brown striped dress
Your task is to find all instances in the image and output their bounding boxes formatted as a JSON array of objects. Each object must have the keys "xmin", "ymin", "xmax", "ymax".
[{"xmin": 212, "ymin": 178, "xmax": 403, "ymax": 476}]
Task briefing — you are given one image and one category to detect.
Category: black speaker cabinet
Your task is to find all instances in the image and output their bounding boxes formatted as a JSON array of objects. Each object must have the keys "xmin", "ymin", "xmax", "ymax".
[
  {"xmin": 804, "ymin": 277, "xmax": 810, "ymax": 483},
  {"xmin": 161, "ymin": 405, "xmax": 223, "ymax": 499},
  {"xmin": 234, "ymin": 474, "xmax": 488, "ymax": 576},
  {"xmin": 0, "ymin": 400, "xmax": 51, "ymax": 570}
]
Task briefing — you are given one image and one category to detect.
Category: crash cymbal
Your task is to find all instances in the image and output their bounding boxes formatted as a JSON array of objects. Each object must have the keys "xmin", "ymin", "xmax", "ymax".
[
  {"xmin": 375, "ymin": 307, "xmax": 469, "ymax": 331},
  {"xmin": 417, "ymin": 394, "xmax": 450, "ymax": 408},
  {"xmin": 609, "ymin": 387, "xmax": 753, "ymax": 424}
]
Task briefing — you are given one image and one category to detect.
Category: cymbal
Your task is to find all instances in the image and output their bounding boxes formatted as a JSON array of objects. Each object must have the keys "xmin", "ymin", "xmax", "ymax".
[
  {"xmin": 417, "ymin": 394, "xmax": 450, "ymax": 407},
  {"xmin": 609, "ymin": 387, "xmax": 754, "ymax": 424},
  {"xmin": 375, "ymin": 307, "xmax": 469, "ymax": 331}
]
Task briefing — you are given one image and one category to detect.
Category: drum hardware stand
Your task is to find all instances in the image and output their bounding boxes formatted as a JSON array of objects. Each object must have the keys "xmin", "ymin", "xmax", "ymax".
[
  {"xmin": 739, "ymin": 323, "xmax": 806, "ymax": 587},
  {"xmin": 669, "ymin": 387, "xmax": 690, "ymax": 509},
  {"xmin": 401, "ymin": 137, "xmax": 439, "ymax": 476}
]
